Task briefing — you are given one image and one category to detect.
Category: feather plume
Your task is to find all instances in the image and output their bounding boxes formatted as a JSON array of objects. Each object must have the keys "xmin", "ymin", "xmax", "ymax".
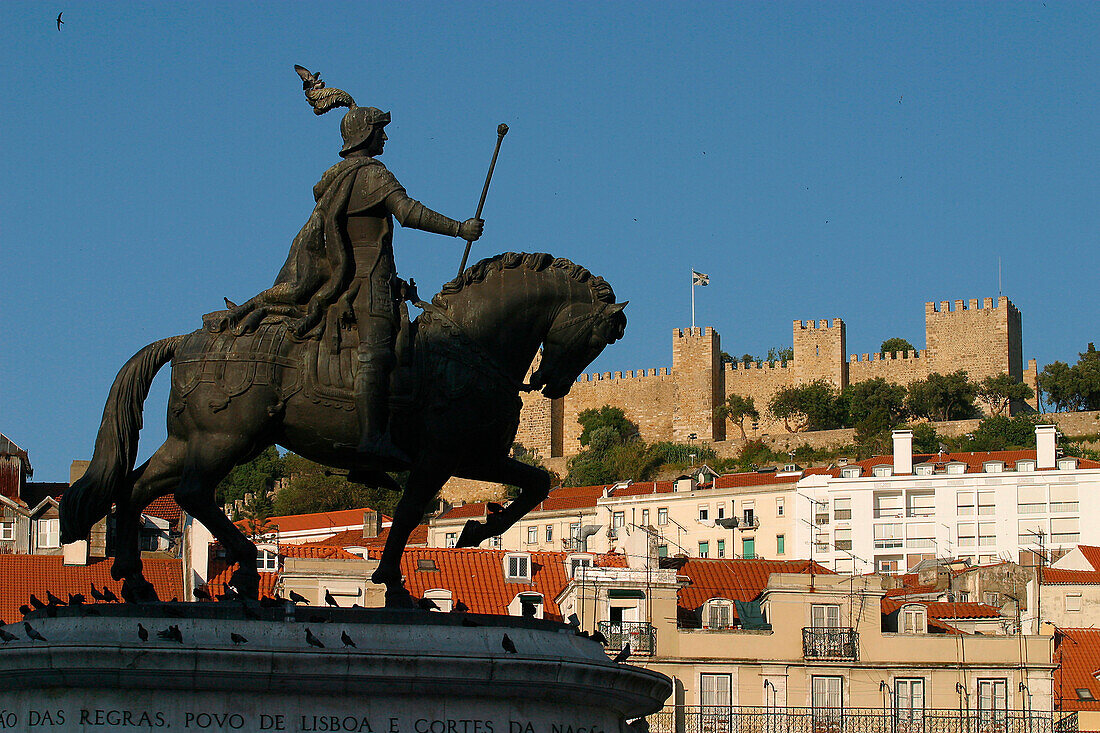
[{"xmin": 294, "ymin": 64, "xmax": 355, "ymax": 115}]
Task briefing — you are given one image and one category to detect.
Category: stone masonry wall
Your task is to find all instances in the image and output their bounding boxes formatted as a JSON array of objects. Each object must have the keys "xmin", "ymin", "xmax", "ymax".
[{"xmin": 515, "ymin": 295, "xmax": 1032, "ymax": 459}]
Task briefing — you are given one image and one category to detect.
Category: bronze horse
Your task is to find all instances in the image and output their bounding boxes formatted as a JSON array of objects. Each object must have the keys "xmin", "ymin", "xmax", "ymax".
[{"xmin": 60, "ymin": 253, "xmax": 626, "ymax": 605}]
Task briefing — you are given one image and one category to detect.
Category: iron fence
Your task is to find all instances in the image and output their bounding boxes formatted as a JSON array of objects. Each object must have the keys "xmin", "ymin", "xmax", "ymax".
[
  {"xmin": 598, "ymin": 621, "xmax": 656, "ymax": 655},
  {"xmin": 646, "ymin": 707, "xmax": 1078, "ymax": 733},
  {"xmin": 802, "ymin": 628, "xmax": 859, "ymax": 660}
]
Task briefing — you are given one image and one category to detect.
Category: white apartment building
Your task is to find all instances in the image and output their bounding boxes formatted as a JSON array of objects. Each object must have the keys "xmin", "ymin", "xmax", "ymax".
[{"xmin": 795, "ymin": 426, "xmax": 1100, "ymax": 574}]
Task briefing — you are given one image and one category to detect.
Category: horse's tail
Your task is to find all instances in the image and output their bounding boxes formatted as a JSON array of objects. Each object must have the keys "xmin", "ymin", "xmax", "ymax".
[{"xmin": 60, "ymin": 335, "xmax": 183, "ymax": 543}]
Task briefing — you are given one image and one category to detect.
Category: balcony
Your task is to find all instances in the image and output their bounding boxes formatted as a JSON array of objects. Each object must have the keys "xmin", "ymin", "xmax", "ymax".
[
  {"xmin": 647, "ymin": 706, "xmax": 1078, "ymax": 733},
  {"xmin": 597, "ymin": 620, "xmax": 655, "ymax": 655},
  {"xmin": 802, "ymin": 627, "xmax": 859, "ymax": 660}
]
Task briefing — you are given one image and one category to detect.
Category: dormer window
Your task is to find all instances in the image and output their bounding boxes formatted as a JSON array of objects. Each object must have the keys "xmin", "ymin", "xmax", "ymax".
[
  {"xmin": 915, "ymin": 465, "xmax": 934, "ymax": 476},
  {"xmin": 901, "ymin": 604, "xmax": 927, "ymax": 634},
  {"xmin": 704, "ymin": 599, "xmax": 734, "ymax": 629},
  {"xmin": 946, "ymin": 463, "xmax": 966, "ymax": 475},
  {"xmin": 423, "ymin": 588, "xmax": 453, "ymax": 612},
  {"xmin": 504, "ymin": 552, "xmax": 531, "ymax": 581},
  {"xmin": 257, "ymin": 549, "xmax": 278, "ymax": 572},
  {"xmin": 511, "ymin": 591, "xmax": 544, "ymax": 619},
  {"xmin": 1058, "ymin": 457, "xmax": 1079, "ymax": 470},
  {"xmin": 873, "ymin": 465, "xmax": 893, "ymax": 478},
  {"xmin": 983, "ymin": 461, "xmax": 1004, "ymax": 473},
  {"xmin": 841, "ymin": 467, "xmax": 861, "ymax": 478},
  {"xmin": 566, "ymin": 554, "xmax": 594, "ymax": 579},
  {"xmin": 1016, "ymin": 460, "xmax": 1035, "ymax": 473}
]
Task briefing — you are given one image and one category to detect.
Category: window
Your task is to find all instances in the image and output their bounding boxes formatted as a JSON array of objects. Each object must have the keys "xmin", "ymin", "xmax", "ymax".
[
  {"xmin": 955, "ymin": 591, "xmax": 970, "ymax": 602},
  {"xmin": 701, "ymin": 673, "xmax": 732, "ymax": 708},
  {"xmin": 527, "ymin": 526, "xmax": 538, "ymax": 544},
  {"xmin": 698, "ymin": 541, "xmax": 709, "ymax": 558},
  {"xmin": 984, "ymin": 592, "xmax": 1000, "ymax": 606},
  {"xmin": 958, "ymin": 523, "xmax": 976, "ymax": 547},
  {"xmin": 907, "ymin": 491, "xmax": 935, "ymax": 517},
  {"xmin": 873, "ymin": 465, "xmax": 893, "ymax": 478},
  {"xmin": 641, "ymin": 509, "xmax": 650, "ymax": 526},
  {"xmin": 504, "ymin": 553, "xmax": 531, "ymax": 580},
  {"xmin": 37, "ymin": 518, "xmax": 59, "ymax": 549},
  {"xmin": 901, "ymin": 605, "xmax": 927, "ymax": 633},
  {"xmin": 811, "ymin": 604, "xmax": 841, "ymax": 628},
  {"xmin": 698, "ymin": 505, "xmax": 709, "ymax": 522},
  {"xmin": 1018, "ymin": 485, "xmax": 1046, "ymax": 514},
  {"xmin": 957, "ymin": 492, "xmax": 975, "ymax": 515},
  {"xmin": 915, "ymin": 465, "xmax": 934, "ymax": 476},
  {"xmin": 875, "ymin": 523, "xmax": 903, "ymax": 549},
  {"xmin": 833, "ymin": 498, "xmax": 852, "ymax": 520},
  {"xmin": 569, "ymin": 522, "xmax": 581, "ymax": 540},
  {"xmin": 814, "ymin": 532, "xmax": 829, "ymax": 553},
  {"xmin": 717, "ymin": 539, "xmax": 725, "ymax": 558},
  {"xmin": 742, "ymin": 537, "xmax": 755, "ymax": 559},
  {"xmin": 812, "ymin": 676, "xmax": 843, "ymax": 711},
  {"xmin": 257, "ymin": 549, "xmax": 278, "ymax": 572},
  {"xmin": 978, "ymin": 522, "xmax": 996, "ymax": 546},
  {"xmin": 424, "ymin": 588, "xmax": 453, "ymax": 612},
  {"xmin": 896, "ymin": 679, "xmax": 926, "ymax": 720},
  {"xmin": 878, "ymin": 558, "xmax": 899, "ymax": 573},
  {"xmin": 1050, "ymin": 485, "xmax": 1080, "ymax": 514},
  {"xmin": 984, "ymin": 461, "xmax": 1004, "ymax": 473},
  {"xmin": 743, "ymin": 507, "xmax": 756, "ymax": 527},
  {"xmin": 1016, "ymin": 460, "xmax": 1036, "ymax": 472},
  {"xmin": 834, "ymin": 528, "xmax": 852, "ymax": 551},
  {"xmin": 612, "ymin": 511, "xmax": 625, "ymax": 528},
  {"xmin": 977, "ymin": 492, "xmax": 995, "ymax": 516},
  {"xmin": 1067, "ymin": 594, "xmax": 1082, "ymax": 612},
  {"xmin": 515, "ymin": 592, "xmax": 543, "ymax": 619},
  {"xmin": 875, "ymin": 493, "xmax": 903, "ymax": 519},
  {"xmin": 908, "ymin": 523, "xmax": 935, "ymax": 549},
  {"xmin": 947, "ymin": 463, "xmax": 966, "ymax": 475},
  {"xmin": 445, "ymin": 532, "xmax": 457, "ymax": 548},
  {"xmin": 1058, "ymin": 458, "xmax": 1079, "ymax": 471},
  {"xmin": 841, "ymin": 467, "xmax": 860, "ymax": 478},
  {"xmin": 657, "ymin": 508, "xmax": 668, "ymax": 526},
  {"xmin": 815, "ymin": 502, "xmax": 831, "ymax": 526},
  {"xmin": 705, "ymin": 600, "xmax": 733, "ymax": 629},
  {"xmin": 977, "ymin": 679, "xmax": 1008, "ymax": 720},
  {"xmin": 545, "ymin": 525, "xmax": 553, "ymax": 542},
  {"xmin": 567, "ymin": 554, "xmax": 593, "ymax": 578},
  {"xmin": 776, "ymin": 534, "xmax": 785, "ymax": 555},
  {"xmin": 716, "ymin": 504, "xmax": 725, "ymax": 520},
  {"xmin": 657, "ymin": 545, "xmax": 668, "ymax": 559},
  {"xmin": 489, "ymin": 536, "xmax": 502, "ymax": 549},
  {"xmin": 0, "ymin": 521, "xmax": 13, "ymax": 541},
  {"xmin": 776, "ymin": 498, "xmax": 785, "ymax": 516}
]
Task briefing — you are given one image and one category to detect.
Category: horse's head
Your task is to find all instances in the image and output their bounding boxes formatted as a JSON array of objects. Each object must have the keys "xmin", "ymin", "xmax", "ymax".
[{"xmin": 529, "ymin": 300, "xmax": 627, "ymax": 399}]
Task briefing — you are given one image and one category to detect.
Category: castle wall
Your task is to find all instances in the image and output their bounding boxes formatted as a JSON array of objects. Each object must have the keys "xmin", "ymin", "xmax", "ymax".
[{"xmin": 515, "ymin": 295, "xmax": 1033, "ymax": 460}]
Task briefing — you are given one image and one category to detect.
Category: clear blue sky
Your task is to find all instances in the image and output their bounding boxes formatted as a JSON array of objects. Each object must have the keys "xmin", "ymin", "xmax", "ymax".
[{"xmin": 2, "ymin": 2, "xmax": 1097, "ymax": 481}]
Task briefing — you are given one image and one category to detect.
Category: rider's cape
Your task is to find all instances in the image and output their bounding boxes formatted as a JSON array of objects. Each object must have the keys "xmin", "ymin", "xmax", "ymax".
[{"xmin": 241, "ymin": 156, "xmax": 402, "ymax": 338}]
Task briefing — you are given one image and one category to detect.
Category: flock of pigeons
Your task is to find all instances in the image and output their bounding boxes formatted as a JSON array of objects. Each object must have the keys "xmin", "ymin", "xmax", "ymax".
[{"xmin": 0, "ymin": 584, "xmax": 631, "ymax": 663}]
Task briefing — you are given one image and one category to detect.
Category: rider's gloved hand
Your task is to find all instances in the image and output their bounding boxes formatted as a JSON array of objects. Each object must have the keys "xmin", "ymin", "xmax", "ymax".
[{"xmin": 459, "ymin": 218, "xmax": 484, "ymax": 241}]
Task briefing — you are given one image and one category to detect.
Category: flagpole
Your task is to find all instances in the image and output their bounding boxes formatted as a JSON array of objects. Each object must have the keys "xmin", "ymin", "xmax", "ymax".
[{"xmin": 691, "ymin": 268, "xmax": 696, "ymax": 329}]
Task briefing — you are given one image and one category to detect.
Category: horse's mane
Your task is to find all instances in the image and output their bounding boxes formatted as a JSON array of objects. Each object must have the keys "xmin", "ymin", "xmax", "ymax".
[{"xmin": 433, "ymin": 252, "xmax": 617, "ymax": 308}]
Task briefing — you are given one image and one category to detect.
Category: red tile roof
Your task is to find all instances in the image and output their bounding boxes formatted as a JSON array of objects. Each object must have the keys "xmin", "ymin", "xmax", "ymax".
[
  {"xmin": 380, "ymin": 548, "xmax": 628, "ymax": 620},
  {"xmin": 143, "ymin": 495, "xmax": 183, "ymax": 525},
  {"xmin": 438, "ymin": 503, "xmax": 489, "ymax": 520},
  {"xmin": 0, "ymin": 555, "xmax": 184, "ymax": 623},
  {"xmin": 884, "ymin": 584, "xmax": 939, "ymax": 598},
  {"xmin": 280, "ymin": 544, "xmax": 360, "ymax": 560},
  {"xmin": 303, "ymin": 524, "xmax": 429, "ymax": 550},
  {"xmin": 203, "ymin": 563, "xmax": 280, "ymax": 598},
  {"xmin": 1042, "ymin": 568, "xmax": 1100, "ymax": 585},
  {"xmin": 1078, "ymin": 546, "xmax": 1100, "ymax": 571},
  {"xmin": 257, "ymin": 507, "xmax": 392, "ymax": 535},
  {"xmin": 672, "ymin": 558, "xmax": 831, "ymax": 617},
  {"xmin": 713, "ymin": 473, "xmax": 800, "ymax": 490},
  {"xmin": 1055, "ymin": 627, "xmax": 1100, "ymax": 711},
  {"xmin": 881, "ymin": 599, "xmax": 1003, "ymax": 620}
]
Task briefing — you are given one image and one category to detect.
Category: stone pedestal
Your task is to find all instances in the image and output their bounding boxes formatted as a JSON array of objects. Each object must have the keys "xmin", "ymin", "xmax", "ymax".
[{"xmin": 0, "ymin": 607, "xmax": 670, "ymax": 732}]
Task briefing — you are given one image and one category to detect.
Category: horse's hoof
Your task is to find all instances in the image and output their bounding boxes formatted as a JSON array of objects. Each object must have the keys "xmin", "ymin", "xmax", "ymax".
[
  {"xmin": 455, "ymin": 519, "xmax": 488, "ymax": 548},
  {"xmin": 121, "ymin": 577, "xmax": 160, "ymax": 604},
  {"xmin": 384, "ymin": 588, "xmax": 418, "ymax": 609},
  {"xmin": 229, "ymin": 569, "xmax": 260, "ymax": 601}
]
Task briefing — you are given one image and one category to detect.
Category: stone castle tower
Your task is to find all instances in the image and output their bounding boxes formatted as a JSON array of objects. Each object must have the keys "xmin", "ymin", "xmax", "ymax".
[{"xmin": 516, "ymin": 296, "xmax": 1037, "ymax": 459}]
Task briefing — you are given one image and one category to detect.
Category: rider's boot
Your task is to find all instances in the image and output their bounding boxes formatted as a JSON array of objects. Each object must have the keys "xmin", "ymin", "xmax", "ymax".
[{"xmin": 354, "ymin": 352, "xmax": 411, "ymax": 469}]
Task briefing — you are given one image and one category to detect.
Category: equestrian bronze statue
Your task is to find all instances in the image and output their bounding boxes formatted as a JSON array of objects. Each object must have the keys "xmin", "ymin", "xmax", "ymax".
[{"xmin": 60, "ymin": 67, "xmax": 627, "ymax": 606}]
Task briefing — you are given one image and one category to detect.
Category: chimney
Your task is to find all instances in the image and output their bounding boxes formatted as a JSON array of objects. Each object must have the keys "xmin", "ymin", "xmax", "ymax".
[
  {"xmin": 1036, "ymin": 425, "xmax": 1057, "ymax": 469},
  {"xmin": 63, "ymin": 540, "xmax": 89, "ymax": 566},
  {"xmin": 892, "ymin": 429, "xmax": 913, "ymax": 475},
  {"xmin": 674, "ymin": 476, "xmax": 694, "ymax": 493},
  {"xmin": 362, "ymin": 509, "xmax": 380, "ymax": 539}
]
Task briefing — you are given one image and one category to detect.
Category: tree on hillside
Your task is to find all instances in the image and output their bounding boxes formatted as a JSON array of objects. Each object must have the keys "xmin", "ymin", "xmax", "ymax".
[
  {"xmin": 272, "ymin": 454, "xmax": 402, "ymax": 517},
  {"xmin": 960, "ymin": 414, "xmax": 1041, "ymax": 452},
  {"xmin": 577, "ymin": 406, "xmax": 639, "ymax": 447},
  {"xmin": 906, "ymin": 371, "xmax": 978, "ymax": 422},
  {"xmin": 768, "ymin": 379, "xmax": 845, "ymax": 433},
  {"xmin": 976, "ymin": 373, "xmax": 1034, "ymax": 416},
  {"xmin": 566, "ymin": 407, "xmax": 653, "ymax": 487},
  {"xmin": 844, "ymin": 378, "xmax": 908, "ymax": 426},
  {"xmin": 911, "ymin": 422, "xmax": 940, "ymax": 454},
  {"xmin": 1039, "ymin": 344, "xmax": 1100, "ymax": 412},
  {"xmin": 766, "ymin": 346, "xmax": 794, "ymax": 363},
  {"xmin": 715, "ymin": 394, "xmax": 760, "ymax": 439},
  {"xmin": 880, "ymin": 338, "xmax": 916, "ymax": 355},
  {"xmin": 216, "ymin": 446, "xmax": 284, "ymax": 508}
]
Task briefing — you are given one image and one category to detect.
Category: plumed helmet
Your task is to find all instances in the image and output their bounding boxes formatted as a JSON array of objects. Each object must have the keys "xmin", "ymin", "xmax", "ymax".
[
  {"xmin": 340, "ymin": 106, "xmax": 391, "ymax": 157},
  {"xmin": 292, "ymin": 65, "xmax": 389, "ymax": 157}
]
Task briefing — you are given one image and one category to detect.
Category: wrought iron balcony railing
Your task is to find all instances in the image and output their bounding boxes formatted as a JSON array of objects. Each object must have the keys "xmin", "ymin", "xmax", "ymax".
[
  {"xmin": 597, "ymin": 620, "xmax": 655, "ymax": 655},
  {"xmin": 646, "ymin": 706, "xmax": 1078, "ymax": 733},
  {"xmin": 802, "ymin": 627, "xmax": 859, "ymax": 660}
]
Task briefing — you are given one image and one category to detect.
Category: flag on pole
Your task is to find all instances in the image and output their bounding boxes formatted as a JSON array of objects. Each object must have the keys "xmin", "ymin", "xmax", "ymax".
[{"xmin": 692, "ymin": 270, "xmax": 710, "ymax": 287}]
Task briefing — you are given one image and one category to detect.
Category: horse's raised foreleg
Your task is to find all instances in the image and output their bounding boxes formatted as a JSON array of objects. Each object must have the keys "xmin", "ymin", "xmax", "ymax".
[
  {"xmin": 112, "ymin": 438, "xmax": 186, "ymax": 603},
  {"xmin": 453, "ymin": 458, "xmax": 551, "ymax": 548},
  {"xmin": 372, "ymin": 462, "xmax": 451, "ymax": 608},
  {"xmin": 173, "ymin": 435, "xmax": 261, "ymax": 600}
]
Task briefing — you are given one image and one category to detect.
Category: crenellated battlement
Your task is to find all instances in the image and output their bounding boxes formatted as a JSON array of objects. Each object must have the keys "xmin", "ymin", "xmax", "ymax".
[
  {"xmin": 848, "ymin": 349, "xmax": 929, "ymax": 363},
  {"xmin": 794, "ymin": 318, "xmax": 843, "ymax": 331},
  {"xmin": 725, "ymin": 360, "xmax": 793, "ymax": 373},
  {"xmin": 575, "ymin": 367, "xmax": 671, "ymax": 383},
  {"xmin": 925, "ymin": 296, "xmax": 1014, "ymax": 315}
]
